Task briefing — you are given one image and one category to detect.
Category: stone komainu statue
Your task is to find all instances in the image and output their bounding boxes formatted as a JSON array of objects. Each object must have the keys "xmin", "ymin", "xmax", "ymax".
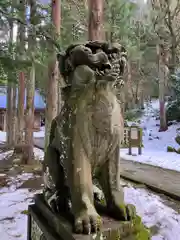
[{"xmin": 43, "ymin": 41, "xmax": 135, "ymax": 234}]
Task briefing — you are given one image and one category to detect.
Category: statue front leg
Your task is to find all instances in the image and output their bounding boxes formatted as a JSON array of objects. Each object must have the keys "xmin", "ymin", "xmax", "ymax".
[
  {"xmin": 66, "ymin": 127, "xmax": 101, "ymax": 234},
  {"xmin": 97, "ymin": 145, "xmax": 136, "ymax": 221},
  {"xmin": 43, "ymin": 145, "xmax": 71, "ymax": 213}
]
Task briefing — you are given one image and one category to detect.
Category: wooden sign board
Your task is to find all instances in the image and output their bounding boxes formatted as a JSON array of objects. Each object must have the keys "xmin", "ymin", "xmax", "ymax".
[
  {"xmin": 130, "ymin": 127, "xmax": 138, "ymax": 140},
  {"xmin": 128, "ymin": 126, "xmax": 142, "ymax": 155}
]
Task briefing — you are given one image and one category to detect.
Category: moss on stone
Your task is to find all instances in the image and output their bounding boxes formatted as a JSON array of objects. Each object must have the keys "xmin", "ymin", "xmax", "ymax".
[
  {"xmin": 91, "ymin": 215, "xmax": 150, "ymax": 239},
  {"xmin": 175, "ymin": 135, "xmax": 180, "ymax": 146},
  {"xmin": 21, "ymin": 209, "xmax": 29, "ymax": 215},
  {"xmin": 133, "ymin": 215, "xmax": 150, "ymax": 239},
  {"xmin": 167, "ymin": 146, "xmax": 175, "ymax": 152}
]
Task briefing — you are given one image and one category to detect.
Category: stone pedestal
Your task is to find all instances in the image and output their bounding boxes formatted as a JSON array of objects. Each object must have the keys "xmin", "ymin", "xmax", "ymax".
[{"xmin": 27, "ymin": 194, "xmax": 150, "ymax": 240}]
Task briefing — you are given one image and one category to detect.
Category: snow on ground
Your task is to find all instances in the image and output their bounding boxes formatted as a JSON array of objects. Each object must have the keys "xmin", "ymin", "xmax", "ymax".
[
  {"xmin": 121, "ymin": 99, "xmax": 180, "ymax": 172},
  {"xmin": 121, "ymin": 148, "xmax": 180, "ymax": 172},
  {"xmin": 0, "ymin": 148, "xmax": 43, "ymax": 240},
  {"xmin": 0, "ymin": 148, "xmax": 44, "ymax": 162},
  {"xmin": 0, "ymin": 150, "xmax": 13, "ymax": 160},
  {"xmin": 0, "ymin": 131, "xmax": 6, "ymax": 143},
  {"xmin": 0, "ymin": 174, "xmax": 180, "ymax": 239},
  {"xmin": 0, "ymin": 126, "xmax": 45, "ymax": 143},
  {"xmin": 33, "ymin": 147, "xmax": 44, "ymax": 161},
  {"xmin": 124, "ymin": 186, "xmax": 180, "ymax": 240},
  {"xmin": 34, "ymin": 126, "xmax": 45, "ymax": 138},
  {"xmin": 141, "ymin": 101, "xmax": 179, "ymax": 151},
  {"xmin": 1, "ymin": 173, "xmax": 35, "ymax": 194},
  {"xmin": 0, "ymin": 188, "xmax": 41, "ymax": 240}
]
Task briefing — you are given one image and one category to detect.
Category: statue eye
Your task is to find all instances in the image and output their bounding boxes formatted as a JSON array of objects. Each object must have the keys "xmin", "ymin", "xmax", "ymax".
[{"xmin": 84, "ymin": 47, "xmax": 92, "ymax": 54}]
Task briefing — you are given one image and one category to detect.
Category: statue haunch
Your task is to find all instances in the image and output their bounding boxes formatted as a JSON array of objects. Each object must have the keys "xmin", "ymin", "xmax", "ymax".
[{"xmin": 43, "ymin": 42, "xmax": 136, "ymax": 234}]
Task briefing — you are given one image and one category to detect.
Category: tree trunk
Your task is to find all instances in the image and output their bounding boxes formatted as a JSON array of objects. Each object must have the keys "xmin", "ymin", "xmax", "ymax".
[
  {"xmin": 58, "ymin": 83, "xmax": 62, "ymax": 113},
  {"xmin": 157, "ymin": 44, "xmax": 168, "ymax": 132},
  {"xmin": 109, "ymin": 5, "xmax": 115, "ymax": 43},
  {"xmin": 6, "ymin": 6, "xmax": 16, "ymax": 146},
  {"xmin": 169, "ymin": 43, "xmax": 176, "ymax": 99},
  {"xmin": 57, "ymin": 1, "xmax": 62, "ymax": 114},
  {"xmin": 45, "ymin": 0, "xmax": 61, "ymax": 149},
  {"xmin": 88, "ymin": 0, "xmax": 104, "ymax": 40},
  {"xmin": 15, "ymin": 1, "xmax": 26, "ymax": 147},
  {"xmin": 24, "ymin": 64, "xmax": 35, "ymax": 164},
  {"xmin": 16, "ymin": 72, "xmax": 25, "ymax": 144},
  {"xmin": 6, "ymin": 87, "xmax": 16, "ymax": 145},
  {"xmin": 140, "ymin": 90, "xmax": 144, "ymax": 109},
  {"xmin": 24, "ymin": 0, "xmax": 36, "ymax": 164},
  {"xmin": 12, "ymin": 85, "xmax": 17, "ymax": 144},
  {"xmin": 126, "ymin": 61, "xmax": 135, "ymax": 109}
]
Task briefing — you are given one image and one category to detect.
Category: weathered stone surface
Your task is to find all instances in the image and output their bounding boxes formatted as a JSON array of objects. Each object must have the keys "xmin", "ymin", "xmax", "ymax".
[
  {"xmin": 27, "ymin": 194, "xmax": 150, "ymax": 240},
  {"xmin": 42, "ymin": 41, "xmax": 137, "ymax": 235}
]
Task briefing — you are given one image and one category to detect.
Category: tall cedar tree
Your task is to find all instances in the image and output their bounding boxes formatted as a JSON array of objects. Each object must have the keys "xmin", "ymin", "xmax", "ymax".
[
  {"xmin": 16, "ymin": 1, "xmax": 26, "ymax": 148},
  {"xmin": 88, "ymin": 0, "xmax": 104, "ymax": 41},
  {"xmin": 24, "ymin": 0, "xmax": 36, "ymax": 164},
  {"xmin": 6, "ymin": 5, "xmax": 16, "ymax": 146},
  {"xmin": 45, "ymin": 0, "xmax": 61, "ymax": 149}
]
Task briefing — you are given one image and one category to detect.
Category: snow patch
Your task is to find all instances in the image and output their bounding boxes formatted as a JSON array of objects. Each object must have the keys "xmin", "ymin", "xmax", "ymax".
[
  {"xmin": 33, "ymin": 126, "xmax": 45, "ymax": 138},
  {"xmin": 121, "ymin": 148, "xmax": 180, "ymax": 172},
  {"xmin": 33, "ymin": 147, "xmax": 44, "ymax": 161},
  {"xmin": 0, "ymin": 126, "xmax": 45, "ymax": 144},
  {"xmin": 125, "ymin": 187, "xmax": 180, "ymax": 240},
  {"xmin": 0, "ymin": 150, "xmax": 13, "ymax": 161},
  {"xmin": 0, "ymin": 173, "xmax": 34, "ymax": 194},
  {"xmin": 1, "ymin": 184, "xmax": 179, "ymax": 240},
  {"xmin": 0, "ymin": 147, "xmax": 43, "ymax": 162},
  {"xmin": 124, "ymin": 99, "xmax": 180, "ymax": 172},
  {"xmin": 0, "ymin": 188, "xmax": 41, "ymax": 240}
]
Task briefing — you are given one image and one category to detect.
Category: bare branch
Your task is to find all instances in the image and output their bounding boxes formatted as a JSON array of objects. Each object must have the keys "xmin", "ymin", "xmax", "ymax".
[{"xmin": 164, "ymin": 0, "xmax": 175, "ymax": 38}]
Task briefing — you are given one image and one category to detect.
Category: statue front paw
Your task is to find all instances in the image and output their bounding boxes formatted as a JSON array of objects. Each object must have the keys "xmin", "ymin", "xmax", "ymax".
[
  {"xmin": 74, "ymin": 212, "xmax": 102, "ymax": 234},
  {"xmin": 109, "ymin": 203, "xmax": 136, "ymax": 221}
]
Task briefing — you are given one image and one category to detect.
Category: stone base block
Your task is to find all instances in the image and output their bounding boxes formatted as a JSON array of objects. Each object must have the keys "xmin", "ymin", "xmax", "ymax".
[{"xmin": 27, "ymin": 194, "xmax": 150, "ymax": 240}]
